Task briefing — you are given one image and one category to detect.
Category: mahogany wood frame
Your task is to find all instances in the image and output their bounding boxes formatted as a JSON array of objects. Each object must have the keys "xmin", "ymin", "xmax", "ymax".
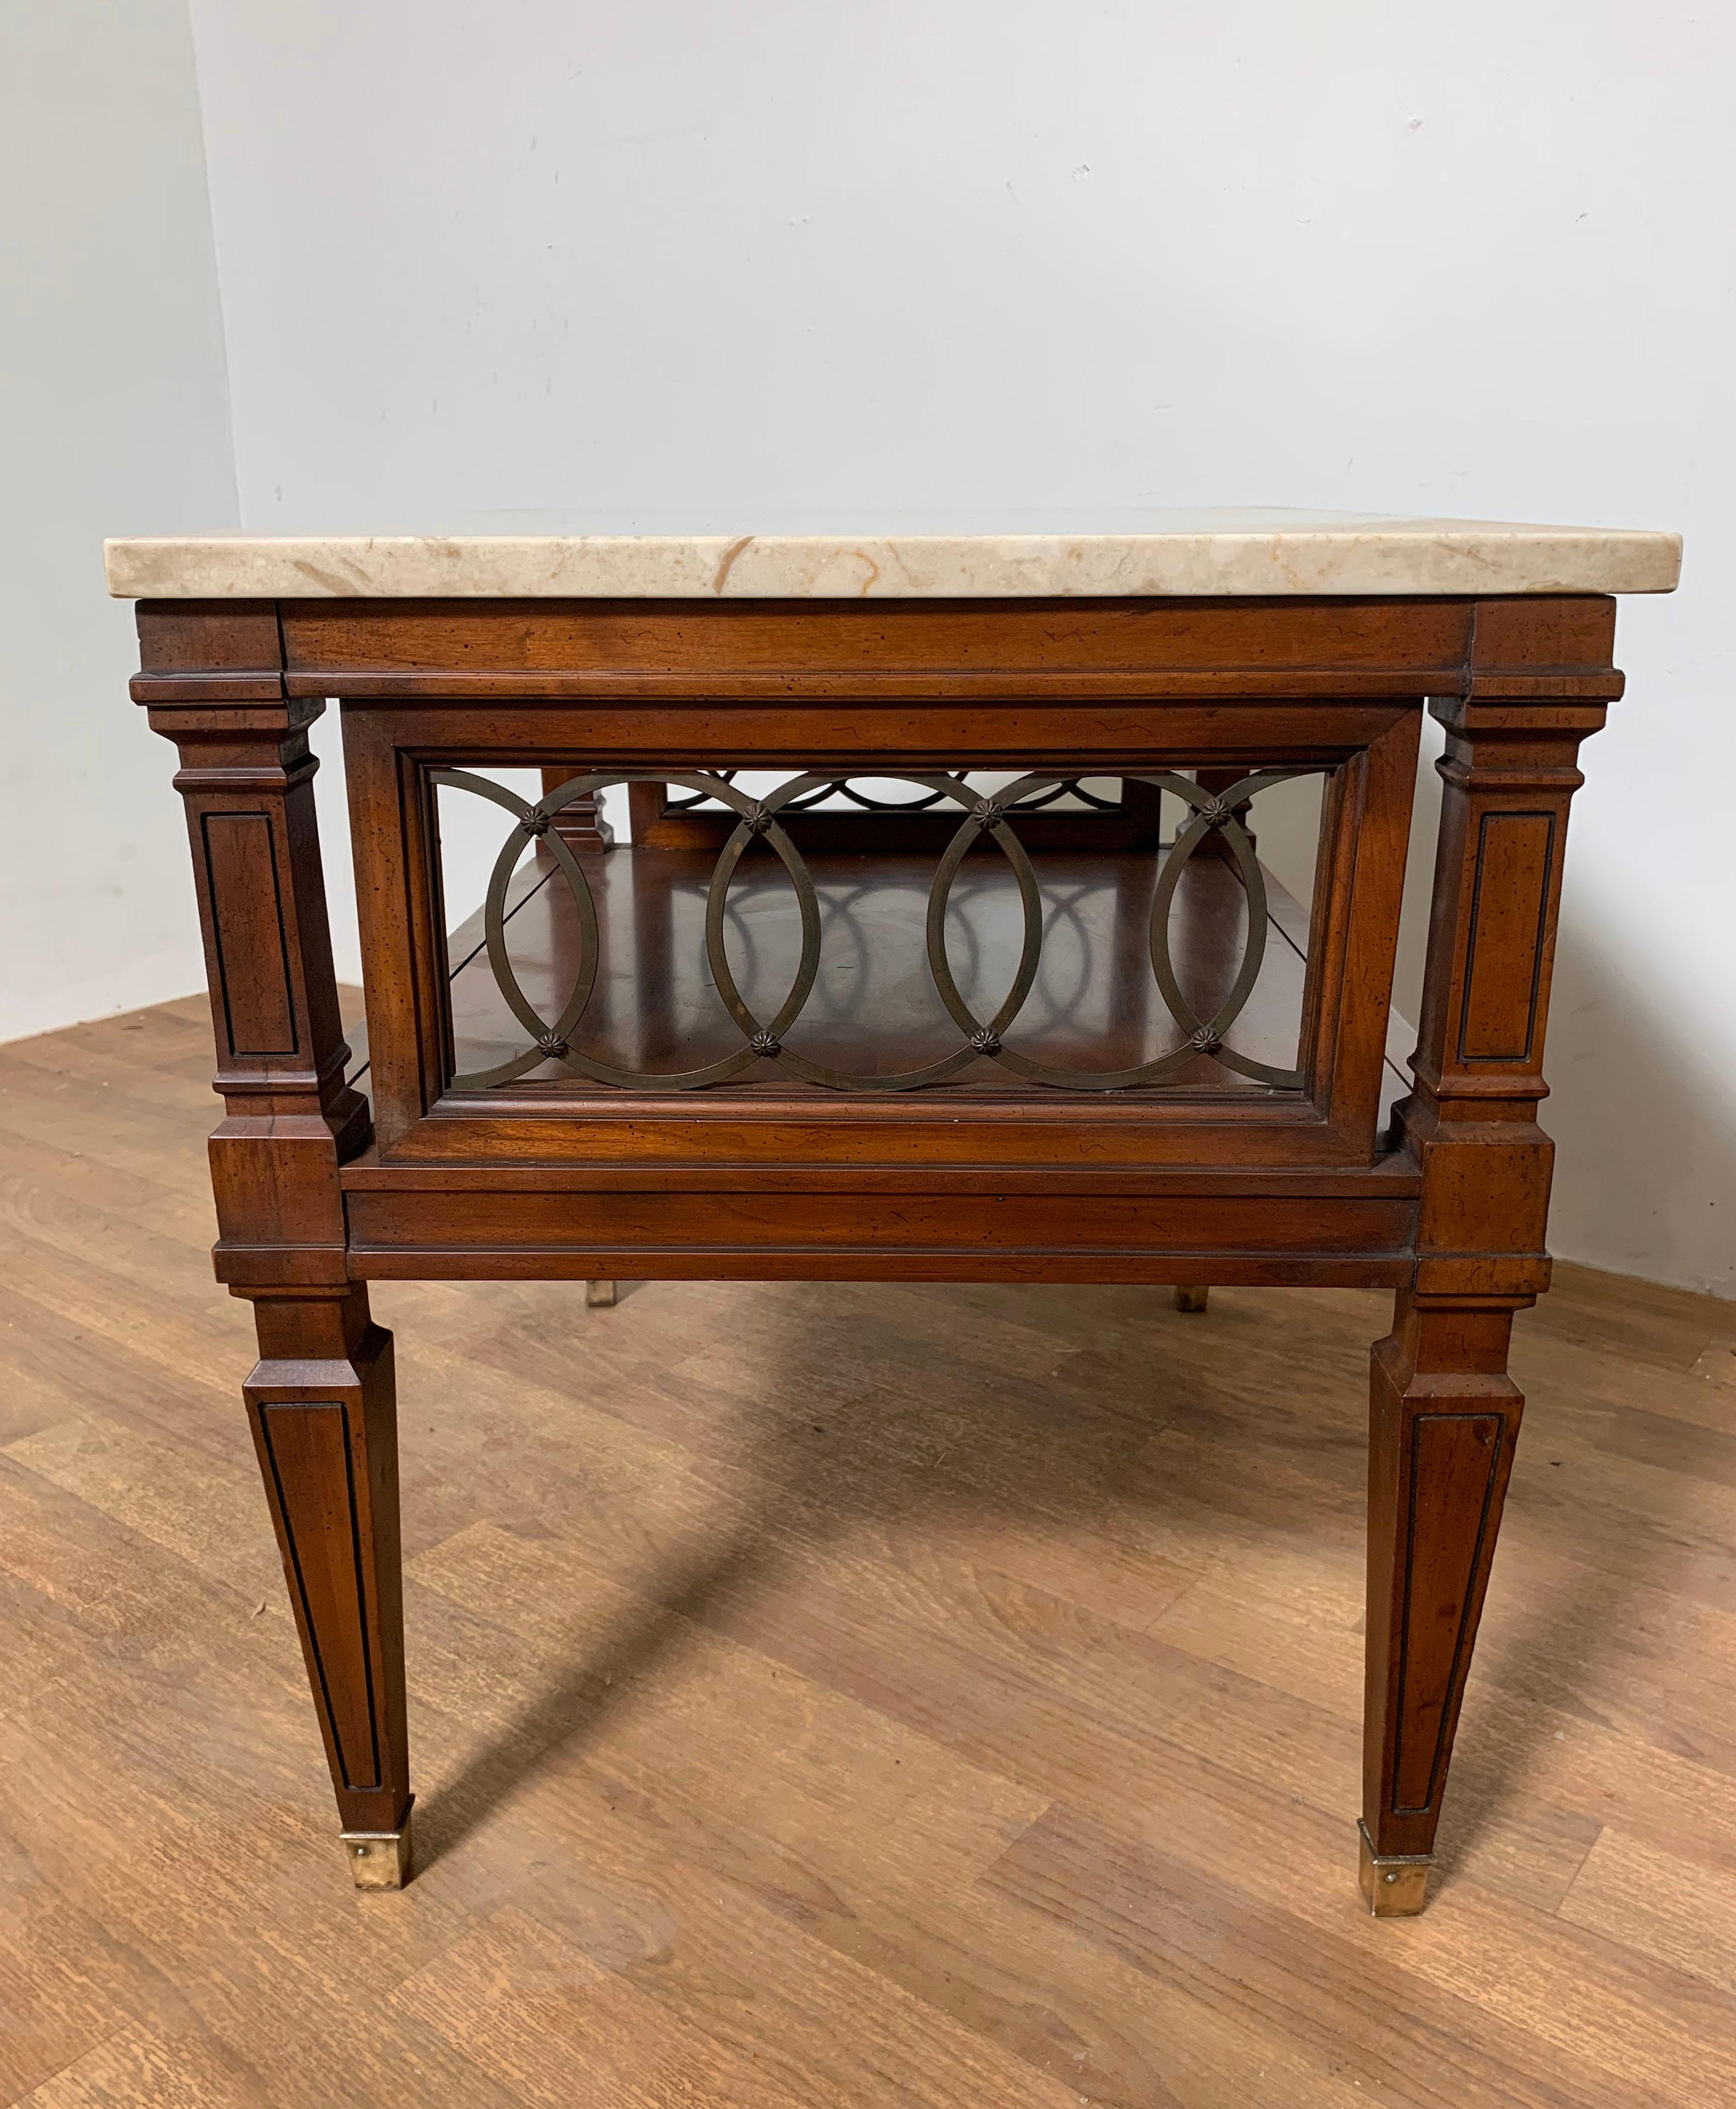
[{"xmin": 135, "ymin": 590, "xmax": 1620, "ymax": 1911}]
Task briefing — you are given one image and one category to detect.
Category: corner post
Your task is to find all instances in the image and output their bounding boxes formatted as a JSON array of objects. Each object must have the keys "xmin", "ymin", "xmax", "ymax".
[
  {"xmin": 1366, "ymin": 596, "xmax": 1616, "ymax": 1913},
  {"xmin": 135, "ymin": 600, "xmax": 368, "ymax": 1285},
  {"xmin": 138, "ymin": 603, "xmax": 409, "ymax": 1885}
]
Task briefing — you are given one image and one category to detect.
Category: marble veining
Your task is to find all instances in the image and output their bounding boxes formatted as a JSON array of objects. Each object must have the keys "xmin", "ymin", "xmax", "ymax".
[{"xmin": 104, "ymin": 510, "xmax": 1682, "ymax": 600}]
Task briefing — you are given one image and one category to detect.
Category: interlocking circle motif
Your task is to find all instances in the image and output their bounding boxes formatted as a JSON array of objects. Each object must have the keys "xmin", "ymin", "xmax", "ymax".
[{"xmin": 431, "ymin": 767, "xmax": 1319, "ymax": 1094}]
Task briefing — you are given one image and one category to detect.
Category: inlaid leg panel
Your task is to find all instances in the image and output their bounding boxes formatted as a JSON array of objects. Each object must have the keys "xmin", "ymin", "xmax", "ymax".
[
  {"xmin": 243, "ymin": 1285, "xmax": 411, "ymax": 1887},
  {"xmin": 1362, "ymin": 1292, "xmax": 1524, "ymax": 1914}
]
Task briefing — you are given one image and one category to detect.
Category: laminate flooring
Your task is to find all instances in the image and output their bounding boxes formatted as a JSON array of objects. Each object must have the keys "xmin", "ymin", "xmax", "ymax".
[{"xmin": 3, "ymin": 996, "xmax": 1734, "ymax": 2108}]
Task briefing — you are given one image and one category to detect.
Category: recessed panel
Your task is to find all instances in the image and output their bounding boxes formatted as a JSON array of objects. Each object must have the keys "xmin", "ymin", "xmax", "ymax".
[
  {"xmin": 201, "ymin": 810, "xmax": 297, "ymax": 1058},
  {"xmin": 1459, "ymin": 812, "xmax": 1554, "ymax": 1064}
]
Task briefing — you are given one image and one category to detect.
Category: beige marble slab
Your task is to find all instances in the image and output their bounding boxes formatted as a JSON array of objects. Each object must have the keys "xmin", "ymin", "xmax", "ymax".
[{"xmin": 103, "ymin": 510, "xmax": 1681, "ymax": 600}]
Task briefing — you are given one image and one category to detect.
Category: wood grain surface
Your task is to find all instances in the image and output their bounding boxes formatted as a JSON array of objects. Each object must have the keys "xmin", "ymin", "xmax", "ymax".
[{"xmin": 3, "ymin": 993, "xmax": 1733, "ymax": 2108}]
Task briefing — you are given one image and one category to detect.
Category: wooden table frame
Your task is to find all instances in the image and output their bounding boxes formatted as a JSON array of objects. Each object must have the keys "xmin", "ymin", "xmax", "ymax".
[{"xmin": 134, "ymin": 588, "xmax": 1617, "ymax": 1910}]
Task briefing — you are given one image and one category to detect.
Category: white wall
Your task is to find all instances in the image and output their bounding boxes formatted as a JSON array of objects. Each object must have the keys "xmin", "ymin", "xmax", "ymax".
[
  {"xmin": 0, "ymin": 0, "xmax": 239, "ymax": 1038},
  {"xmin": 9, "ymin": 4, "xmax": 1732, "ymax": 1295}
]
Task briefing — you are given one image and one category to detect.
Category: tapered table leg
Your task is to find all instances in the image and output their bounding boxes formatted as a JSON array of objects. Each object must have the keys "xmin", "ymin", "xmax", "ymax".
[
  {"xmin": 244, "ymin": 1285, "xmax": 412, "ymax": 1888},
  {"xmin": 1362, "ymin": 1290, "xmax": 1524, "ymax": 1914},
  {"xmin": 586, "ymin": 1279, "xmax": 618, "ymax": 1309}
]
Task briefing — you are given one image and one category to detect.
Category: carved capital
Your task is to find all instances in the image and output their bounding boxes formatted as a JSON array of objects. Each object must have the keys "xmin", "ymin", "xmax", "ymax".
[{"xmin": 1408, "ymin": 695, "xmax": 1606, "ymax": 1123}]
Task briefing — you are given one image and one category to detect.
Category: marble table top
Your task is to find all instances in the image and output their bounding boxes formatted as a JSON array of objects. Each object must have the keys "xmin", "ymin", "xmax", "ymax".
[{"xmin": 104, "ymin": 509, "xmax": 1681, "ymax": 601}]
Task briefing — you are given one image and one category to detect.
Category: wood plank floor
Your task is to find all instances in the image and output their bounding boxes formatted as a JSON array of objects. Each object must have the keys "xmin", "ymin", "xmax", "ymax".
[{"xmin": 2, "ymin": 995, "xmax": 1734, "ymax": 2108}]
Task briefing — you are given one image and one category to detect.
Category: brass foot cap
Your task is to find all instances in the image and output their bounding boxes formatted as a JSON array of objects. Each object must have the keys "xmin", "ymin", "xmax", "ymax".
[
  {"xmin": 587, "ymin": 1278, "xmax": 618, "ymax": 1309},
  {"xmin": 1173, "ymin": 1286, "xmax": 1210, "ymax": 1314},
  {"xmin": 1358, "ymin": 1820, "xmax": 1431, "ymax": 1916},
  {"xmin": 342, "ymin": 1808, "xmax": 413, "ymax": 1891}
]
